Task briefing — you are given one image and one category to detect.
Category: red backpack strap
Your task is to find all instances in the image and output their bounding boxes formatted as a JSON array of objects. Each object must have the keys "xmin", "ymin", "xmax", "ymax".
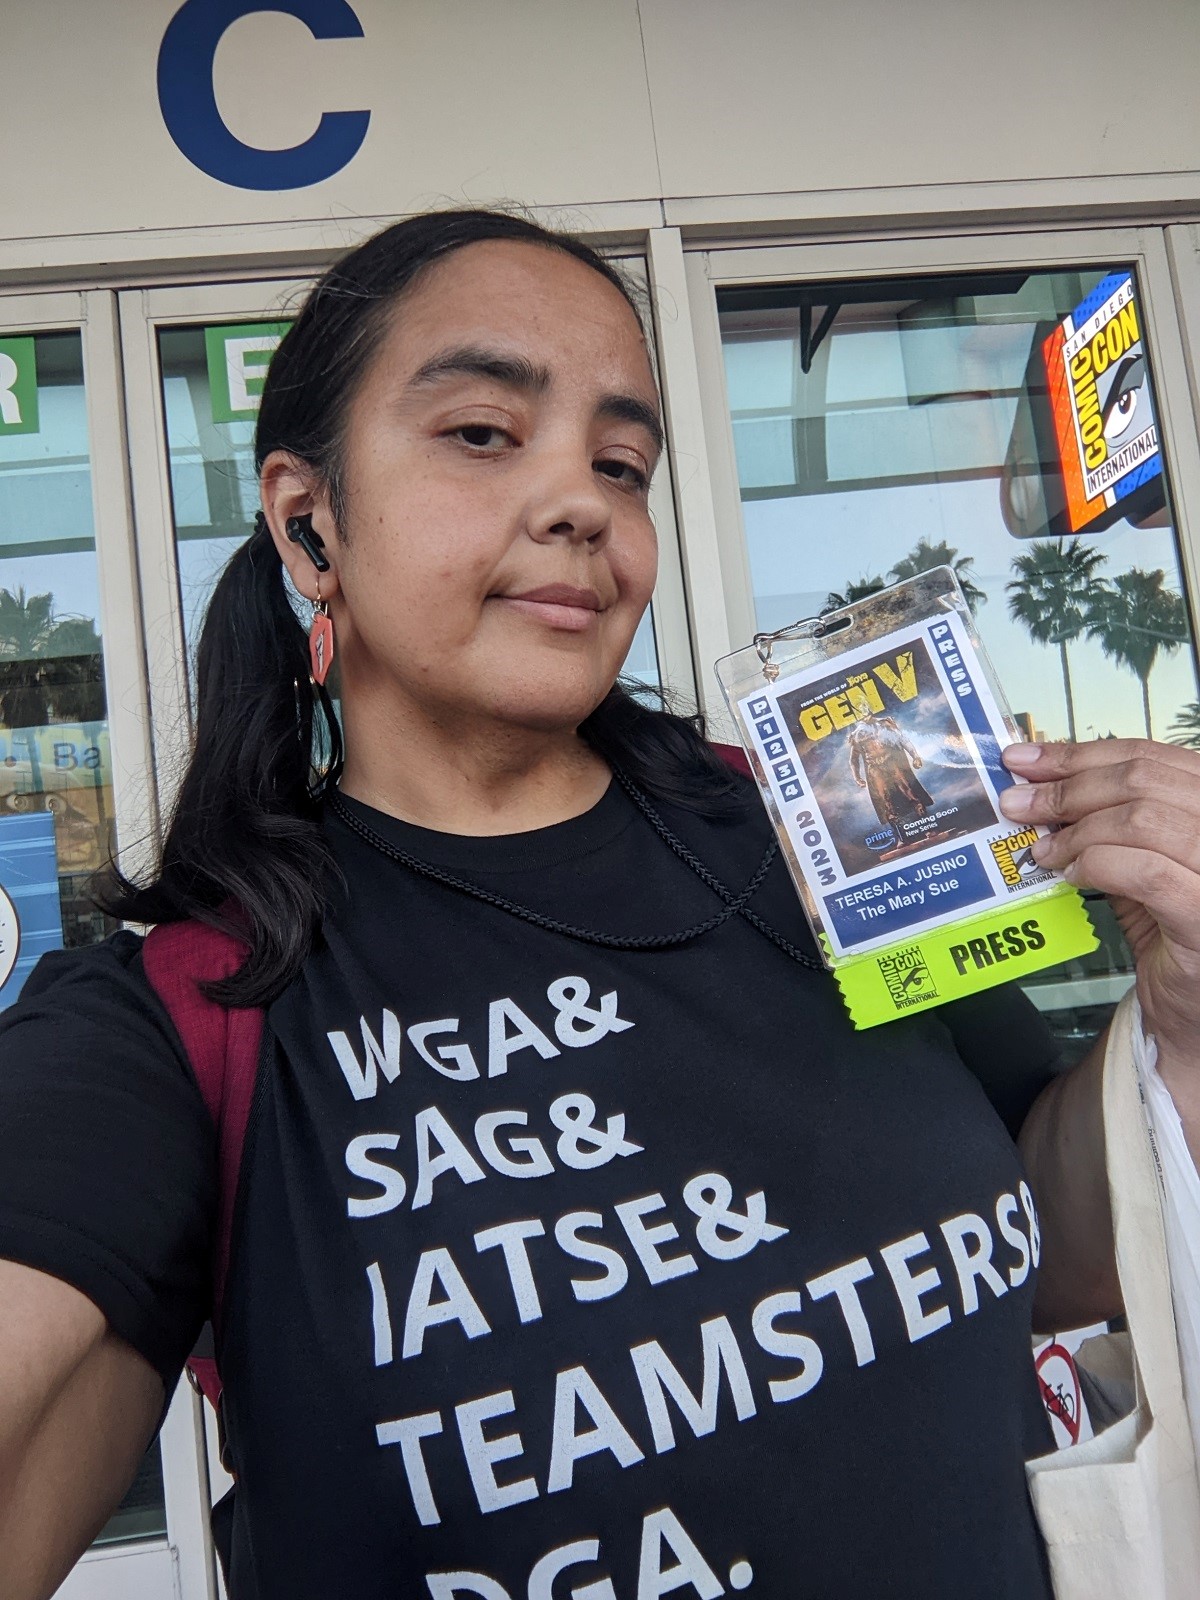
[
  {"xmin": 713, "ymin": 740, "xmax": 753, "ymax": 780},
  {"xmin": 142, "ymin": 920, "xmax": 264, "ymax": 1408}
]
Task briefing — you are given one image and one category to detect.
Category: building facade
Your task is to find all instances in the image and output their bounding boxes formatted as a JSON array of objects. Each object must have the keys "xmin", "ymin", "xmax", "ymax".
[{"xmin": 2, "ymin": 1, "xmax": 1199, "ymax": 1593}]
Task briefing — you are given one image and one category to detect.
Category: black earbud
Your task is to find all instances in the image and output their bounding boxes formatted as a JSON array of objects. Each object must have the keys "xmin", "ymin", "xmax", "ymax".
[{"xmin": 286, "ymin": 514, "xmax": 331, "ymax": 573}]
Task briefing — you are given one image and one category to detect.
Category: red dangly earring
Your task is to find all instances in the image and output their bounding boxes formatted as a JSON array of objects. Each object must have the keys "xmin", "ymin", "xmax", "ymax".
[{"xmin": 310, "ymin": 576, "xmax": 334, "ymax": 686}]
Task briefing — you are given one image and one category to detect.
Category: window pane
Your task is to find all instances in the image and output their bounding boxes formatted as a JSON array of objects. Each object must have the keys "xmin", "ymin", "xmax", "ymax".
[
  {"xmin": 0, "ymin": 328, "xmax": 162, "ymax": 1541},
  {"xmin": 623, "ymin": 607, "xmax": 660, "ymax": 689},
  {"xmin": 159, "ymin": 325, "xmax": 263, "ymax": 670},
  {"xmin": 159, "ymin": 320, "xmax": 662, "ymax": 690},
  {"xmin": 718, "ymin": 267, "xmax": 1197, "ymax": 1055}
]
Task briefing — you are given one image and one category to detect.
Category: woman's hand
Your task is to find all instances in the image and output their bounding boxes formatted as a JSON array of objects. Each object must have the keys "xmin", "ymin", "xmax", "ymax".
[
  {"xmin": 1000, "ymin": 736, "xmax": 1200, "ymax": 1326},
  {"xmin": 1000, "ymin": 737, "xmax": 1200, "ymax": 1096}
]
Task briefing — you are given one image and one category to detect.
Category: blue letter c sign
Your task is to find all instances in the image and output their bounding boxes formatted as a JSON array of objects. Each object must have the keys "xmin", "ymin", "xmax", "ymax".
[{"xmin": 157, "ymin": 0, "xmax": 370, "ymax": 191}]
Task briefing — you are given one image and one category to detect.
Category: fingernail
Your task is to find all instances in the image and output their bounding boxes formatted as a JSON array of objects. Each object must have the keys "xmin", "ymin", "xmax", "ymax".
[
  {"xmin": 999, "ymin": 785, "xmax": 1034, "ymax": 816},
  {"xmin": 1004, "ymin": 743, "xmax": 1042, "ymax": 768},
  {"xmin": 1030, "ymin": 837, "xmax": 1051, "ymax": 862}
]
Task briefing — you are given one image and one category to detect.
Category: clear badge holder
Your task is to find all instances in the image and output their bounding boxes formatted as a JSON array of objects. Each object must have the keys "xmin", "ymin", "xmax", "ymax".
[{"xmin": 716, "ymin": 568, "xmax": 1098, "ymax": 1028}]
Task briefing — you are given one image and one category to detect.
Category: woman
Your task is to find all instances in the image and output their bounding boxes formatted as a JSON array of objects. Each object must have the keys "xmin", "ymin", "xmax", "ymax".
[{"xmin": 1, "ymin": 209, "xmax": 1199, "ymax": 1600}]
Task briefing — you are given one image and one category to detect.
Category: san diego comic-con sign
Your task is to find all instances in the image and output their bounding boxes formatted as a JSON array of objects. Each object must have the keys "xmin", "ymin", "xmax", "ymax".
[{"xmin": 1040, "ymin": 272, "xmax": 1164, "ymax": 535}]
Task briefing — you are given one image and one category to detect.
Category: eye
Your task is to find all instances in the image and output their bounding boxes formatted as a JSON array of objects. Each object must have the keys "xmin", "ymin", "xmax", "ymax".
[
  {"xmin": 595, "ymin": 457, "xmax": 650, "ymax": 492},
  {"xmin": 453, "ymin": 423, "xmax": 513, "ymax": 450},
  {"xmin": 1101, "ymin": 355, "xmax": 1146, "ymax": 442},
  {"xmin": 1103, "ymin": 386, "xmax": 1139, "ymax": 440}
]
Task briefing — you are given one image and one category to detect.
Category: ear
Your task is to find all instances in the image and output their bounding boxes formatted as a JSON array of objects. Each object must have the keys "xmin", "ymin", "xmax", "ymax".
[{"xmin": 259, "ymin": 451, "xmax": 342, "ymax": 604}]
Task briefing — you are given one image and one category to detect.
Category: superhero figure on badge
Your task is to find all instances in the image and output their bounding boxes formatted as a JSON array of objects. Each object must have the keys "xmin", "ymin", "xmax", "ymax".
[{"xmin": 848, "ymin": 711, "xmax": 935, "ymax": 828}]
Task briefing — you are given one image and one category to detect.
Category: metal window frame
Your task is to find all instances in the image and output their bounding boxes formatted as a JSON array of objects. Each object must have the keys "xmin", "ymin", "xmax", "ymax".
[
  {"xmin": 0, "ymin": 292, "xmax": 157, "ymax": 873},
  {"xmin": 118, "ymin": 279, "xmax": 310, "ymax": 820},
  {"xmin": 0, "ymin": 293, "xmax": 215, "ymax": 1599},
  {"xmin": 1166, "ymin": 225, "xmax": 1200, "ymax": 451},
  {"xmin": 672, "ymin": 226, "xmax": 1200, "ymax": 740},
  {"xmin": 620, "ymin": 254, "xmax": 697, "ymax": 708}
]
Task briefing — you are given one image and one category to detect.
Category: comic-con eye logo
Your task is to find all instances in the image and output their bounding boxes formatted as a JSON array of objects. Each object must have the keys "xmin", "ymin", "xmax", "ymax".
[
  {"xmin": 989, "ymin": 827, "xmax": 1045, "ymax": 889},
  {"xmin": 877, "ymin": 943, "xmax": 938, "ymax": 1011}
]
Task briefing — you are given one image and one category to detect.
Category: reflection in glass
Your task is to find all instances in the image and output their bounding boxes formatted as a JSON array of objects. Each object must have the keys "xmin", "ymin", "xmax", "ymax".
[
  {"xmin": 0, "ymin": 329, "xmax": 162, "ymax": 1540},
  {"xmin": 718, "ymin": 269, "xmax": 1199, "ymax": 1053},
  {"xmin": 719, "ymin": 271, "xmax": 1195, "ymax": 744},
  {"xmin": 160, "ymin": 326, "xmax": 260, "ymax": 667},
  {"xmin": 0, "ymin": 331, "xmax": 116, "ymax": 956}
]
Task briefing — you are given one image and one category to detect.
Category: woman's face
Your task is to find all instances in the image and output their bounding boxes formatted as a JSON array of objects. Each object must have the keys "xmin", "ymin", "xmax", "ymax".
[{"xmin": 314, "ymin": 239, "xmax": 662, "ymax": 737}]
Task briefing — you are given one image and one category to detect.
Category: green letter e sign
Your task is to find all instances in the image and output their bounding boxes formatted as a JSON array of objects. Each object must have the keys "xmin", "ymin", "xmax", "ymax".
[
  {"xmin": 205, "ymin": 322, "xmax": 291, "ymax": 423},
  {"xmin": 0, "ymin": 339, "xmax": 39, "ymax": 435}
]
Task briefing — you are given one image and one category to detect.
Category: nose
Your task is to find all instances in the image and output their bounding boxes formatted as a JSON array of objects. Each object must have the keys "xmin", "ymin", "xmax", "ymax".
[{"xmin": 525, "ymin": 448, "xmax": 612, "ymax": 548}]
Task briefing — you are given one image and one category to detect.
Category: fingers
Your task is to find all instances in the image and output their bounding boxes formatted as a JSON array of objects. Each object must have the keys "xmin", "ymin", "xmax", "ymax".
[
  {"xmin": 1049, "ymin": 843, "xmax": 1200, "ymax": 954},
  {"xmin": 1029, "ymin": 798, "xmax": 1200, "ymax": 879},
  {"xmin": 999, "ymin": 740, "xmax": 1200, "ymax": 831},
  {"xmin": 1004, "ymin": 736, "xmax": 1200, "ymax": 786},
  {"xmin": 997, "ymin": 739, "xmax": 1200, "ymax": 933}
]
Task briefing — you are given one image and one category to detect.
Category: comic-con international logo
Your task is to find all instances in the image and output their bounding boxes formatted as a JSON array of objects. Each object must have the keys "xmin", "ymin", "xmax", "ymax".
[
  {"xmin": 989, "ymin": 826, "xmax": 1051, "ymax": 892},
  {"xmin": 877, "ymin": 943, "xmax": 938, "ymax": 1011}
]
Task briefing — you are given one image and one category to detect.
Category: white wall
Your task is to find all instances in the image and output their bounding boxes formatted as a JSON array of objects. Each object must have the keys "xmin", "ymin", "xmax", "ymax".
[
  {"xmin": 1, "ymin": 0, "xmax": 1197, "ymax": 277},
  {"xmin": 641, "ymin": 0, "xmax": 1200, "ymax": 199}
]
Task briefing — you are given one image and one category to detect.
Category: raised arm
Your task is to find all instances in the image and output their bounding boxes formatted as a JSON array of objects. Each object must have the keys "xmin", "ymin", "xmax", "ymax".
[
  {"xmin": 0, "ymin": 938, "xmax": 218, "ymax": 1593},
  {"xmin": 0, "ymin": 1261, "xmax": 165, "ymax": 1599},
  {"xmin": 1017, "ymin": 1032, "xmax": 1121, "ymax": 1331},
  {"xmin": 1001, "ymin": 738, "xmax": 1200, "ymax": 1330}
]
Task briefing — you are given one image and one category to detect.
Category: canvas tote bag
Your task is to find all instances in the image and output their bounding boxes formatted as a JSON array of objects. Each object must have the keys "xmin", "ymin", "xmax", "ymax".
[{"xmin": 1026, "ymin": 989, "xmax": 1200, "ymax": 1598}]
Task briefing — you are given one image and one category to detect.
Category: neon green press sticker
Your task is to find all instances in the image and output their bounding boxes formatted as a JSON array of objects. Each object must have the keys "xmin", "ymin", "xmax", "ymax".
[{"xmin": 831, "ymin": 885, "xmax": 1099, "ymax": 1029}]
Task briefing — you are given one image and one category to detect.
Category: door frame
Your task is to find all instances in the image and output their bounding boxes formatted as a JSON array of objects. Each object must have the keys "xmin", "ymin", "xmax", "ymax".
[
  {"xmin": 678, "ymin": 224, "xmax": 1200, "ymax": 728},
  {"xmin": 0, "ymin": 292, "xmax": 215, "ymax": 1599},
  {"xmin": 0, "ymin": 291, "xmax": 157, "ymax": 875},
  {"xmin": 118, "ymin": 278, "xmax": 309, "ymax": 819}
]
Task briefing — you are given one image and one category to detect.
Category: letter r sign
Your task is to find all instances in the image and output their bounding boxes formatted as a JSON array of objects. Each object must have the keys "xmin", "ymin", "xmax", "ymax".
[{"xmin": 0, "ymin": 339, "xmax": 39, "ymax": 436}]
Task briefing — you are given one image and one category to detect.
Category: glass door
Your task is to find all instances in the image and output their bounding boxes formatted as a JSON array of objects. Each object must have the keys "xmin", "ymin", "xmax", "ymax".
[
  {"xmin": 0, "ymin": 292, "xmax": 214, "ymax": 1598},
  {"xmin": 684, "ymin": 226, "xmax": 1200, "ymax": 1061}
]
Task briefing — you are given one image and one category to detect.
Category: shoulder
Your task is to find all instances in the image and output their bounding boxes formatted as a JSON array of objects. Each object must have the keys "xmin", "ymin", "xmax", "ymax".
[
  {"xmin": 0, "ymin": 929, "xmax": 218, "ymax": 1384},
  {"xmin": 0, "ymin": 928, "xmax": 193, "ymax": 1087},
  {"xmin": 11, "ymin": 928, "xmax": 148, "ymax": 1014}
]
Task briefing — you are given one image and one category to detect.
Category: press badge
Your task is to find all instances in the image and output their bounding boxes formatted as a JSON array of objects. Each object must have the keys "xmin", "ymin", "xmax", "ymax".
[{"xmin": 716, "ymin": 568, "xmax": 1098, "ymax": 1028}]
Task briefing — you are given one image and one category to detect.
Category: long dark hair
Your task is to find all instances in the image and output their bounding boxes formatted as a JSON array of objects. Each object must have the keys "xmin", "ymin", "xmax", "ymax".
[{"xmin": 108, "ymin": 209, "xmax": 742, "ymax": 1005}]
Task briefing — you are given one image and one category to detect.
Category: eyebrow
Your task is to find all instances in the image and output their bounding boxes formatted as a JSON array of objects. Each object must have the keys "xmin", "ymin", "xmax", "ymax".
[
  {"xmin": 597, "ymin": 393, "xmax": 664, "ymax": 457},
  {"xmin": 407, "ymin": 344, "xmax": 664, "ymax": 456},
  {"xmin": 409, "ymin": 345, "xmax": 551, "ymax": 393}
]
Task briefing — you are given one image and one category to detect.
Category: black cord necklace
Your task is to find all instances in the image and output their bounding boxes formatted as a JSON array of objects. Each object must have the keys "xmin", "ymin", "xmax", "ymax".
[{"xmin": 327, "ymin": 770, "xmax": 822, "ymax": 970}]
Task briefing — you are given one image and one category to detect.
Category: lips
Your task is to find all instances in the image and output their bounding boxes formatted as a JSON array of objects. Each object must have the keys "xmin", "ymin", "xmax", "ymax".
[
  {"xmin": 504, "ymin": 584, "xmax": 603, "ymax": 610},
  {"xmin": 494, "ymin": 583, "xmax": 607, "ymax": 633}
]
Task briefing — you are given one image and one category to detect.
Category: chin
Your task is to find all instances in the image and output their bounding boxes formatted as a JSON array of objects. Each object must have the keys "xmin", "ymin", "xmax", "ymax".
[{"xmin": 486, "ymin": 680, "xmax": 617, "ymax": 735}]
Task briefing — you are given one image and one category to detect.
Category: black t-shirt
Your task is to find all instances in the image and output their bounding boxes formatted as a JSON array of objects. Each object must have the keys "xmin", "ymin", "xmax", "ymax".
[{"xmin": 0, "ymin": 778, "xmax": 1060, "ymax": 1600}]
